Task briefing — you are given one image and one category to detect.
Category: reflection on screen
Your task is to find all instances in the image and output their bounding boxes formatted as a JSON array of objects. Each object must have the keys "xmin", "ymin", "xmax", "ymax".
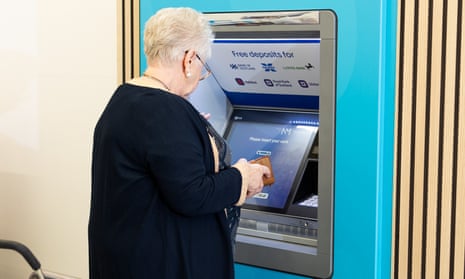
[{"xmin": 226, "ymin": 110, "xmax": 318, "ymax": 210}]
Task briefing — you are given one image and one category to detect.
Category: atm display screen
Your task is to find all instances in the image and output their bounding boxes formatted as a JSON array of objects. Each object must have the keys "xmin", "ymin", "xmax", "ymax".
[{"xmin": 224, "ymin": 109, "xmax": 318, "ymax": 211}]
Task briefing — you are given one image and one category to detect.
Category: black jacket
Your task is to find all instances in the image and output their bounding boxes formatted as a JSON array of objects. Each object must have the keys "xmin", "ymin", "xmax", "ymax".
[{"xmin": 89, "ymin": 84, "xmax": 242, "ymax": 279}]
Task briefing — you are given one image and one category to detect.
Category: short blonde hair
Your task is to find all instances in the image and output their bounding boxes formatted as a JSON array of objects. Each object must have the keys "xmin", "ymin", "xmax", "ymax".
[{"xmin": 144, "ymin": 7, "xmax": 214, "ymax": 65}]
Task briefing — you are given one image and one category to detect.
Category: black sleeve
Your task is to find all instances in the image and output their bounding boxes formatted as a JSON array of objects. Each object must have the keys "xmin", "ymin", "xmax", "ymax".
[{"xmin": 143, "ymin": 96, "xmax": 242, "ymax": 216}]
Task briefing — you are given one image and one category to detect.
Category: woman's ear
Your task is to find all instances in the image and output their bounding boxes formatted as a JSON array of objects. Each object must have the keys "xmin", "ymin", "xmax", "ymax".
[{"xmin": 183, "ymin": 50, "xmax": 196, "ymax": 77}]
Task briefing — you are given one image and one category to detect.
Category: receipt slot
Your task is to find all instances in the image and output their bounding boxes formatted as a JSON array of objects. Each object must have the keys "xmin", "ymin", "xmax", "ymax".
[{"xmin": 190, "ymin": 10, "xmax": 336, "ymax": 278}]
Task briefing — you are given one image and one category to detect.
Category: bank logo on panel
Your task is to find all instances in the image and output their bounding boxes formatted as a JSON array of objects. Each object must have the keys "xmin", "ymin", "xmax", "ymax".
[
  {"xmin": 235, "ymin": 78, "xmax": 245, "ymax": 86},
  {"xmin": 261, "ymin": 63, "xmax": 276, "ymax": 72},
  {"xmin": 263, "ymin": 79, "xmax": 274, "ymax": 87}
]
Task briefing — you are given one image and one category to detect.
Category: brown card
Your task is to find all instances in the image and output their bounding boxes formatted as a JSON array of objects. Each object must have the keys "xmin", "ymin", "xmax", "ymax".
[{"xmin": 250, "ymin": 156, "xmax": 275, "ymax": 186}]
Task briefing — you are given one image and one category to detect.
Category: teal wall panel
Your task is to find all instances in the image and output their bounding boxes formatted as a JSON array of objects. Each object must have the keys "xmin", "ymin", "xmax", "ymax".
[{"xmin": 138, "ymin": 1, "xmax": 397, "ymax": 278}]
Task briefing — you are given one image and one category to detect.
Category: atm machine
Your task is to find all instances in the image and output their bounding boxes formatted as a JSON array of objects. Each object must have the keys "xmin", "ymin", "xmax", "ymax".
[{"xmin": 189, "ymin": 10, "xmax": 336, "ymax": 278}]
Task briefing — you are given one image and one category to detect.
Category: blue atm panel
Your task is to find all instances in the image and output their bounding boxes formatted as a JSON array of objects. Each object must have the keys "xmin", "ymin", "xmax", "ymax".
[{"xmin": 140, "ymin": 1, "xmax": 398, "ymax": 278}]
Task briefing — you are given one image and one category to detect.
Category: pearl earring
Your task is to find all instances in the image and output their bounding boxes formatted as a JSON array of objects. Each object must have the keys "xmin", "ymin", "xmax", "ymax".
[{"xmin": 186, "ymin": 72, "xmax": 192, "ymax": 78}]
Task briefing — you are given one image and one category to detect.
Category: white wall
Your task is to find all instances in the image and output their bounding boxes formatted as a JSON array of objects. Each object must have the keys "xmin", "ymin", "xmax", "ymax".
[{"xmin": 0, "ymin": 0, "xmax": 117, "ymax": 278}]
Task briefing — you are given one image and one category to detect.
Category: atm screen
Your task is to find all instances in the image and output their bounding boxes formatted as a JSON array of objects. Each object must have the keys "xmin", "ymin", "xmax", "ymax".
[{"xmin": 224, "ymin": 109, "xmax": 318, "ymax": 212}]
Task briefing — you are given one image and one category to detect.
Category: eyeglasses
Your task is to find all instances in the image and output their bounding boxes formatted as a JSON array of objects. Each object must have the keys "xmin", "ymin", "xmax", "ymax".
[{"xmin": 195, "ymin": 54, "xmax": 212, "ymax": 81}]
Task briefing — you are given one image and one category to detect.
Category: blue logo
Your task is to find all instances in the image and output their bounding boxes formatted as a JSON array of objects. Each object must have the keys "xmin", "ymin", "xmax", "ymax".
[
  {"xmin": 298, "ymin": 80, "xmax": 309, "ymax": 88},
  {"xmin": 261, "ymin": 63, "xmax": 276, "ymax": 72},
  {"xmin": 230, "ymin": 64, "xmax": 239, "ymax": 70},
  {"xmin": 264, "ymin": 79, "xmax": 274, "ymax": 87}
]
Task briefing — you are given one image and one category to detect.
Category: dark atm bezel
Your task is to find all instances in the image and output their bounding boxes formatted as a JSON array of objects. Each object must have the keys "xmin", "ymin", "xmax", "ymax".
[{"xmin": 222, "ymin": 108, "xmax": 319, "ymax": 219}]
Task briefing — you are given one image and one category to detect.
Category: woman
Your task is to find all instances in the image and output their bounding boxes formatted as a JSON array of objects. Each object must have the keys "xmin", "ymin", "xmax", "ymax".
[{"xmin": 88, "ymin": 7, "xmax": 270, "ymax": 279}]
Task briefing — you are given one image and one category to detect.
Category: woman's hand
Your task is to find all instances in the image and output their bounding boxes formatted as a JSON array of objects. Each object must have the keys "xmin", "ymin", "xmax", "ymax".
[
  {"xmin": 246, "ymin": 162, "xmax": 271, "ymax": 198},
  {"xmin": 200, "ymin": 112, "xmax": 211, "ymax": 120}
]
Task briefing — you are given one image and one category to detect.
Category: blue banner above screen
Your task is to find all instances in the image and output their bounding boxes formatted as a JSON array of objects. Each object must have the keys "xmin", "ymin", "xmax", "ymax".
[{"xmin": 224, "ymin": 109, "xmax": 318, "ymax": 214}]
